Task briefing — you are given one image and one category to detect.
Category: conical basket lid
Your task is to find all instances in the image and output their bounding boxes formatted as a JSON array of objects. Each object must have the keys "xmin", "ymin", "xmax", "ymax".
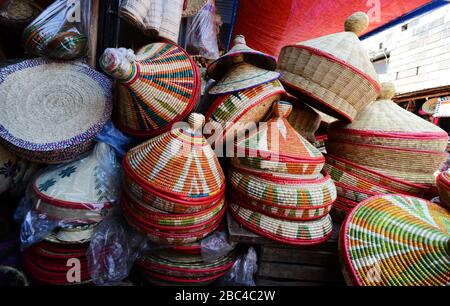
[
  {"xmin": 235, "ymin": 101, "xmax": 324, "ymax": 164},
  {"xmin": 341, "ymin": 194, "xmax": 450, "ymax": 286},
  {"xmin": 124, "ymin": 113, "xmax": 225, "ymax": 201},
  {"xmin": 207, "ymin": 35, "xmax": 277, "ymax": 80},
  {"xmin": 421, "ymin": 98, "xmax": 439, "ymax": 115},
  {"xmin": 208, "ymin": 62, "xmax": 280, "ymax": 95}
]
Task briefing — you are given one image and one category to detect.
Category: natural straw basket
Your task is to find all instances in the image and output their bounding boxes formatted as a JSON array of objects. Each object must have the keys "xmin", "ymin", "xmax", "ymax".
[
  {"xmin": 277, "ymin": 12, "xmax": 380, "ymax": 122},
  {"xmin": 44, "ymin": 223, "xmax": 97, "ymax": 245},
  {"xmin": 156, "ymin": 0, "xmax": 184, "ymax": 42},
  {"xmin": 436, "ymin": 170, "xmax": 450, "ymax": 210},
  {"xmin": 0, "ymin": 0, "xmax": 41, "ymax": 28},
  {"xmin": 334, "ymin": 181, "xmax": 378, "ymax": 203},
  {"xmin": 340, "ymin": 194, "xmax": 450, "ymax": 286},
  {"xmin": 182, "ymin": 0, "xmax": 208, "ymax": 17},
  {"xmin": 328, "ymin": 83, "xmax": 448, "ymax": 151},
  {"xmin": 230, "ymin": 203, "xmax": 333, "ymax": 246},
  {"xmin": 119, "ymin": 0, "xmax": 152, "ymax": 29},
  {"xmin": 0, "ymin": 59, "xmax": 112, "ymax": 164},
  {"xmin": 0, "ymin": 144, "xmax": 16, "ymax": 195},
  {"xmin": 421, "ymin": 98, "xmax": 439, "ymax": 115},
  {"xmin": 100, "ymin": 43, "xmax": 200, "ymax": 138}
]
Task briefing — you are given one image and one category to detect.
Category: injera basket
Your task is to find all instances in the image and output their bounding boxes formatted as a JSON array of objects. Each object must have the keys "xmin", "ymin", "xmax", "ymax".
[
  {"xmin": 22, "ymin": 241, "xmax": 91, "ymax": 285},
  {"xmin": 0, "ymin": 0, "xmax": 41, "ymax": 28},
  {"xmin": 421, "ymin": 98, "xmax": 439, "ymax": 115},
  {"xmin": 230, "ymin": 203, "xmax": 333, "ymax": 246},
  {"xmin": 0, "ymin": 143, "xmax": 16, "ymax": 195},
  {"xmin": 340, "ymin": 194, "xmax": 450, "ymax": 286},
  {"xmin": 436, "ymin": 170, "xmax": 450, "ymax": 210},
  {"xmin": 207, "ymin": 35, "xmax": 277, "ymax": 81},
  {"xmin": 44, "ymin": 223, "xmax": 97, "ymax": 245},
  {"xmin": 119, "ymin": 0, "xmax": 151, "ymax": 29},
  {"xmin": 208, "ymin": 62, "xmax": 280, "ymax": 95},
  {"xmin": 325, "ymin": 154, "xmax": 427, "ymax": 196},
  {"xmin": 123, "ymin": 113, "xmax": 225, "ymax": 214},
  {"xmin": 328, "ymin": 83, "xmax": 448, "ymax": 151},
  {"xmin": 182, "ymin": 0, "xmax": 208, "ymax": 17},
  {"xmin": 277, "ymin": 12, "xmax": 381, "ymax": 122},
  {"xmin": 334, "ymin": 181, "xmax": 378, "ymax": 203},
  {"xmin": 205, "ymin": 80, "xmax": 284, "ymax": 144},
  {"xmin": 233, "ymin": 101, "xmax": 325, "ymax": 176},
  {"xmin": 333, "ymin": 196, "xmax": 358, "ymax": 215},
  {"xmin": 286, "ymin": 99, "xmax": 322, "ymax": 142},
  {"xmin": 32, "ymin": 144, "xmax": 116, "ymax": 223},
  {"xmin": 325, "ymin": 140, "xmax": 448, "ymax": 182},
  {"xmin": 100, "ymin": 43, "xmax": 200, "ymax": 138},
  {"xmin": 0, "ymin": 59, "xmax": 112, "ymax": 164}
]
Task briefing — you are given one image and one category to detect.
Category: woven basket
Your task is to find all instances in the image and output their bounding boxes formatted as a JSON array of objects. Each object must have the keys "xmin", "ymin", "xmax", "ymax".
[
  {"xmin": 340, "ymin": 194, "xmax": 450, "ymax": 286},
  {"xmin": 277, "ymin": 12, "xmax": 380, "ymax": 122},
  {"xmin": 0, "ymin": 0, "xmax": 41, "ymax": 28},
  {"xmin": 328, "ymin": 83, "xmax": 448, "ymax": 151},
  {"xmin": 325, "ymin": 154, "xmax": 427, "ymax": 196},
  {"xmin": 421, "ymin": 98, "xmax": 439, "ymax": 115},
  {"xmin": 0, "ymin": 59, "xmax": 112, "ymax": 164},
  {"xmin": 334, "ymin": 181, "xmax": 378, "ymax": 203},
  {"xmin": 123, "ymin": 113, "xmax": 225, "ymax": 214},
  {"xmin": 119, "ymin": 0, "xmax": 151, "ymax": 28},
  {"xmin": 205, "ymin": 80, "xmax": 284, "ymax": 144},
  {"xmin": 233, "ymin": 101, "xmax": 325, "ymax": 176},
  {"xmin": 0, "ymin": 144, "xmax": 16, "ymax": 195},
  {"xmin": 22, "ymin": 241, "xmax": 91, "ymax": 285},
  {"xmin": 100, "ymin": 43, "xmax": 200, "ymax": 138},
  {"xmin": 435, "ymin": 170, "xmax": 450, "ymax": 210},
  {"xmin": 208, "ymin": 62, "xmax": 280, "ymax": 95},
  {"xmin": 285, "ymin": 98, "xmax": 322, "ymax": 142},
  {"xmin": 207, "ymin": 35, "xmax": 277, "ymax": 81},
  {"xmin": 230, "ymin": 203, "xmax": 333, "ymax": 246},
  {"xmin": 44, "ymin": 223, "xmax": 96, "ymax": 245},
  {"xmin": 182, "ymin": 0, "xmax": 208, "ymax": 17}
]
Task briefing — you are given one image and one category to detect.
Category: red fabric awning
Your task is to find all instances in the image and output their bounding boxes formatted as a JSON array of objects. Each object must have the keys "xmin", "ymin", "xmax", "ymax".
[{"xmin": 232, "ymin": 0, "xmax": 431, "ymax": 56}]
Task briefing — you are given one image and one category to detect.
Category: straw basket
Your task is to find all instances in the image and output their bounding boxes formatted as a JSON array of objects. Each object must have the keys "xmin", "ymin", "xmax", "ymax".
[
  {"xmin": 436, "ymin": 170, "xmax": 450, "ymax": 210},
  {"xmin": 182, "ymin": 0, "xmax": 208, "ymax": 17},
  {"xmin": 334, "ymin": 181, "xmax": 378, "ymax": 203},
  {"xmin": 119, "ymin": 0, "xmax": 151, "ymax": 29},
  {"xmin": 230, "ymin": 203, "xmax": 333, "ymax": 246},
  {"xmin": 0, "ymin": 0, "xmax": 41, "ymax": 28},
  {"xmin": 277, "ymin": 12, "xmax": 380, "ymax": 122},
  {"xmin": 0, "ymin": 59, "xmax": 112, "ymax": 163},
  {"xmin": 44, "ymin": 223, "xmax": 96, "ymax": 245},
  {"xmin": 0, "ymin": 144, "xmax": 16, "ymax": 195},
  {"xmin": 340, "ymin": 194, "xmax": 450, "ymax": 286},
  {"xmin": 100, "ymin": 43, "xmax": 200, "ymax": 138},
  {"xmin": 421, "ymin": 98, "xmax": 439, "ymax": 115}
]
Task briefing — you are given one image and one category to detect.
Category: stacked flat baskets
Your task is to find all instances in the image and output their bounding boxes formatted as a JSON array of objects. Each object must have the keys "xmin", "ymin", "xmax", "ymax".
[
  {"xmin": 122, "ymin": 113, "xmax": 226, "ymax": 245},
  {"xmin": 229, "ymin": 101, "xmax": 337, "ymax": 245},
  {"xmin": 0, "ymin": 143, "xmax": 16, "ymax": 195},
  {"xmin": 137, "ymin": 249, "xmax": 236, "ymax": 285},
  {"xmin": 0, "ymin": 59, "xmax": 112, "ymax": 163},
  {"xmin": 340, "ymin": 194, "xmax": 450, "ymax": 286},
  {"xmin": 100, "ymin": 43, "xmax": 200, "ymax": 138},
  {"xmin": 205, "ymin": 35, "xmax": 284, "ymax": 144},
  {"xmin": 324, "ymin": 83, "xmax": 448, "ymax": 220},
  {"xmin": 436, "ymin": 170, "xmax": 450, "ymax": 210},
  {"xmin": 277, "ymin": 12, "xmax": 381, "ymax": 122}
]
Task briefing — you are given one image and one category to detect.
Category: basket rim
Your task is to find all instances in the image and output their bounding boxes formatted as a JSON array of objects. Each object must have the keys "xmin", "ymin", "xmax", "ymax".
[{"xmin": 330, "ymin": 127, "xmax": 448, "ymax": 140}]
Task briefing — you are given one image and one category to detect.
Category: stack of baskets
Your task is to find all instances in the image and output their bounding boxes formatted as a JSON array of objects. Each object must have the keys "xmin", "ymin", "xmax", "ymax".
[
  {"xmin": 205, "ymin": 35, "xmax": 285, "ymax": 144},
  {"xmin": 229, "ymin": 101, "xmax": 337, "ymax": 246},
  {"xmin": 436, "ymin": 170, "xmax": 450, "ymax": 210},
  {"xmin": 340, "ymin": 194, "xmax": 450, "ymax": 286},
  {"xmin": 324, "ymin": 83, "xmax": 449, "ymax": 219},
  {"xmin": 100, "ymin": 43, "xmax": 200, "ymax": 138}
]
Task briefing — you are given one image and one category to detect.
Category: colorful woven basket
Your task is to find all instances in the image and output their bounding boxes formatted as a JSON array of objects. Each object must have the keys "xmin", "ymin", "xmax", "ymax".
[
  {"xmin": 0, "ymin": 0, "xmax": 41, "ymax": 28},
  {"xmin": 328, "ymin": 83, "xmax": 449, "ymax": 151},
  {"xmin": 421, "ymin": 98, "xmax": 439, "ymax": 115},
  {"xmin": 205, "ymin": 80, "xmax": 284, "ymax": 144},
  {"xmin": 207, "ymin": 35, "xmax": 277, "ymax": 81},
  {"xmin": 340, "ymin": 194, "xmax": 450, "ymax": 286},
  {"xmin": 100, "ymin": 43, "xmax": 200, "ymax": 138},
  {"xmin": 0, "ymin": 144, "xmax": 16, "ymax": 195},
  {"xmin": 230, "ymin": 203, "xmax": 333, "ymax": 246},
  {"xmin": 123, "ymin": 113, "xmax": 226, "ymax": 215},
  {"xmin": 286, "ymin": 99, "xmax": 322, "ymax": 142},
  {"xmin": 277, "ymin": 12, "xmax": 380, "ymax": 122},
  {"xmin": 334, "ymin": 181, "xmax": 377, "ymax": 203},
  {"xmin": 208, "ymin": 62, "xmax": 280, "ymax": 95},
  {"xmin": 22, "ymin": 241, "xmax": 91, "ymax": 285},
  {"xmin": 0, "ymin": 59, "xmax": 112, "ymax": 164},
  {"xmin": 436, "ymin": 170, "xmax": 450, "ymax": 210},
  {"xmin": 233, "ymin": 101, "xmax": 325, "ymax": 176},
  {"xmin": 32, "ymin": 143, "xmax": 116, "ymax": 223}
]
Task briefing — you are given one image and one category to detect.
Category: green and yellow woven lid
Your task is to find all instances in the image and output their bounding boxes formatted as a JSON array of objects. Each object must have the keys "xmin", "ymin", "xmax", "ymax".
[{"xmin": 341, "ymin": 194, "xmax": 450, "ymax": 286}]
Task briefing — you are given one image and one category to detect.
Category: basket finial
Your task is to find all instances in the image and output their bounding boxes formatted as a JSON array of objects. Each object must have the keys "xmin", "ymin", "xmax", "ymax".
[
  {"xmin": 100, "ymin": 48, "xmax": 136, "ymax": 80},
  {"xmin": 187, "ymin": 113, "xmax": 205, "ymax": 132},
  {"xmin": 233, "ymin": 35, "xmax": 246, "ymax": 47},
  {"xmin": 273, "ymin": 101, "xmax": 292, "ymax": 118},
  {"xmin": 344, "ymin": 12, "xmax": 369, "ymax": 35},
  {"xmin": 378, "ymin": 82, "xmax": 396, "ymax": 100}
]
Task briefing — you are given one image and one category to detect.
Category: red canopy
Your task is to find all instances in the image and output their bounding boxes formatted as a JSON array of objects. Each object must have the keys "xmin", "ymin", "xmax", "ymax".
[{"xmin": 232, "ymin": 0, "xmax": 431, "ymax": 56}]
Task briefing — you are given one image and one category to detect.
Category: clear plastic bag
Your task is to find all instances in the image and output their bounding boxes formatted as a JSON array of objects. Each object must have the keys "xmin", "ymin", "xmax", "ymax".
[
  {"xmin": 201, "ymin": 229, "xmax": 236, "ymax": 263},
  {"xmin": 186, "ymin": 0, "xmax": 219, "ymax": 59},
  {"xmin": 22, "ymin": 0, "xmax": 90, "ymax": 59},
  {"xmin": 219, "ymin": 247, "xmax": 258, "ymax": 286},
  {"xmin": 95, "ymin": 121, "xmax": 134, "ymax": 160}
]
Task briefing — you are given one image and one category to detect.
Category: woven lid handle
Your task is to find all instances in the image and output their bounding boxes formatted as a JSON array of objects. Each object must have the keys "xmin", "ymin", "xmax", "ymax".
[
  {"xmin": 344, "ymin": 12, "xmax": 369, "ymax": 36},
  {"xmin": 100, "ymin": 48, "xmax": 137, "ymax": 81},
  {"xmin": 187, "ymin": 113, "xmax": 205, "ymax": 132},
  {"xmin": 273, "ymin": 101, "xmax": 292, "ymax": 118},
  {"xmin": 232, "ymin": 35, "xmax": 246, "ymax": 47},
  {"xmin": 378, "ymin": 82, "xmax": 396, "ymax": 100}
]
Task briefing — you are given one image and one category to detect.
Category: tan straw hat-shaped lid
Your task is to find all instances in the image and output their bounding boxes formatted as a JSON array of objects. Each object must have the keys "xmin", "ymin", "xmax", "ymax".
[
  {"xmin": 124, "ymin": 112, "xmax": 225, "ymax": 201},
  {"xmin": 277, "ymin": 12, "xmax": 381, "ymax": 122},
  {"xmin": 207, "ymin": 35, "xmax": 277, "ymax": 80},
  {"xmin": 341, "ymin": 194, "xmax": 450, "ymax": 286}
]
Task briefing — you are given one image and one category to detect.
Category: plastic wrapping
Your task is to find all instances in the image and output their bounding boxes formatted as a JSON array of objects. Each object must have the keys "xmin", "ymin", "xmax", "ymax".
[
  {"xmin": 23, "ymin": 0, "xmax": 90, "ymax": 59},
  {"xmin": 219, "ymin": 247, "xmax": 258, "ymax": 286},
  {"xmin": 186, "ymin": 0, "xmax": 219, "ymax": 59},
  {"xmin": 201, "ymin": 229, "xmax": 236, "ymax": 263},
  {"xmin": 95, "ymin": 120, "xmax": 134, "ymax": 160}
]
